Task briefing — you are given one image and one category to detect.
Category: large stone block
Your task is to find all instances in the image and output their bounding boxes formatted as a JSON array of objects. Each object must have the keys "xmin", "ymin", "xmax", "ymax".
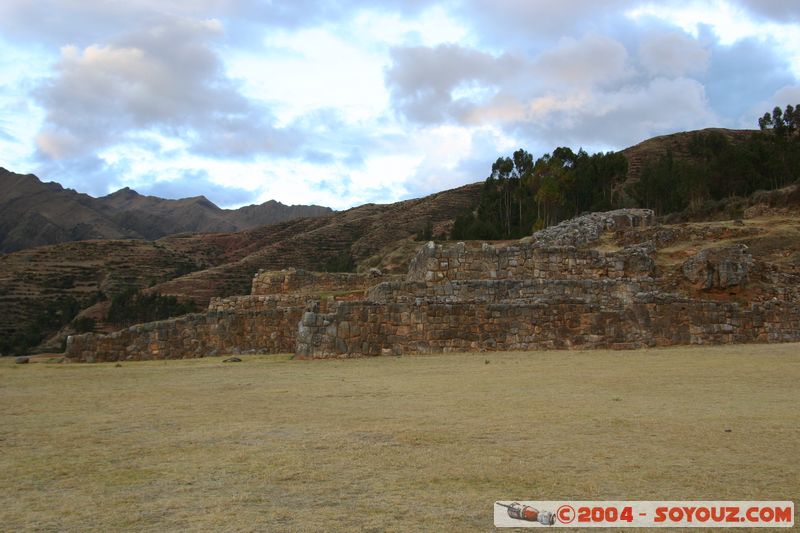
[{"xmin": 682, "ymin": 244, "xmax": 754, "ymax": 291}]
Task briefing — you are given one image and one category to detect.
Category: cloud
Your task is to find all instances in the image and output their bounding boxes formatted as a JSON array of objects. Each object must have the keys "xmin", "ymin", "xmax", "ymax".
[
  {"xmin": 386, "ymin": 34, "xmax": 634, "ymax": 127},
  {"xmin": 732, "ymin": 0, "xmax": 800, "ymax": 23},
  {"xmin": 235, "ymin": 0, "xmax": 437, "ymax": 30},
  {"xmin": 386, "ymin": 33, "xmax": 634, "ymax": 130},
  {"xmin": 137, "ymin": 169, "xmax": 255, "ymax": 207},
  {"xmin": 33, "ymin": 154, "xmax": 125, "ymax": 197},
  {"xmin": 573, "ymin": 77, "xmax": 716, "ymax": 145},
  {"xmin": 743, "ymin": 84, "xmax": 800, "ymax": 127},
  {"xmin": 385, "ymin": 13, "xmax": 799, "ymax": 155},
  {"xmin": 385, "ymin": 44, "xmax": 521, "ymax": 123},
  {"xmin": 33, "ymin": 16, "xmax": 295, "ymax": 161},
  {"xmin": 535, "ymin": 33, "xmax": 631, "ymax": 87},
  {"xmin": 0, "ymin": 0, "xmax": 234, "ymax": 45},
  {"xmin": 638, "ymin": 30, "xmax": 710, "ymax": 77},
  {"xmin": 402, "ymin": 124, "xmax": 519, "ymax": 197},
  {"xmin": 458, "ymin": 0, "xmax": 638, "ymax": 46},
  {"xmin": 468, "ymin": 77, "xmax": 716, "ymax": 150},
  {"xmin": 3, "ymin": 0, "xmax": 800, "ymax": 211},
  {"xmin": 773, "ymin": 85, "xmax": 800, "ymax": 104},
  {"xmin": 0, "ymin": 123, "xmax": 15, "ymax": 142},
  {"xmin": 699, "ymin": 35, "xmax": 797, "ymax": 120}
]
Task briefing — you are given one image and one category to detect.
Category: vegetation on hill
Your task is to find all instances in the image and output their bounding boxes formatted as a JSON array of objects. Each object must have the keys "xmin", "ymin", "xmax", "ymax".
[
  {"xmin": 451, "ymin": 148, "xmax": 627, "ymax": 240},
  {"xmin": 0, "ymin": 293, "xmax": 103, "ymax": 355},
  {"xmin": 106, "ymin": 288, "xmax": 198, "ymax": 327},
  {"xmin": 452, "ymin": 105, "xmax": 800, "ymax": 239},
  {"xmin": 631, "ymin": 105, "xmax": 800, "ymax": 215}
]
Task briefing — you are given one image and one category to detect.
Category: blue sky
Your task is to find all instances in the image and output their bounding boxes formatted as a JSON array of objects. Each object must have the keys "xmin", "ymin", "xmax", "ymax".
[{"xmin": 1, "ymin": 1, "xmax": 799, "ymax": 209}]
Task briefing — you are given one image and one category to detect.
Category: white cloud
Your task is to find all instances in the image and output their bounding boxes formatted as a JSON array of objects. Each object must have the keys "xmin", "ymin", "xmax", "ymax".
[
  {"xmin": 352, "ymin": 5, "xmax": 470, "ymax": 47},
  {"xmin": 33, "ymin": 17, "xmax": 295, "ymax": 161},
  {"xmin": 460, "ymin": 76, "xmax": 717, "ymax": 151},
  {"xmin": 0, "ymin": 38, "xmax": 49, "ymax": 169},
  {"xmin": 743, "ymin": 84, "xmax": 800, "ymax": 127},
  {"xmin": 627, "ymin": 0, "xmax": 800, "ymax": 77},
  {"xmin": 226, "ymin": 27, "xmax": 389, "ymax": 125},
  {"xmin": 535, "ymin": 77, "xmax": 718, "ymax": 148},
  {"xmin": 385, "ymin": 43, "xmax": 522, "ymax": 123}
]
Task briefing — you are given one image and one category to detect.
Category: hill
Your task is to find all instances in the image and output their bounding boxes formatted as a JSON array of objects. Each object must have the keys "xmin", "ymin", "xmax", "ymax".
[
  {"xmin": 0, "ymin": 168, "xmax": 332, "ymax": 253},
  {"xmin": 620, "ymin": 127, "xmax": 758, "ymax": 184},
  {"xmin": 0, "ymin": 182, "xmax": 482, "ymax": 354}
]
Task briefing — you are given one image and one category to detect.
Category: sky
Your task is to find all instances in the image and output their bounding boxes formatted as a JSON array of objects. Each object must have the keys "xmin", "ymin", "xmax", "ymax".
[{"xmin": 1, "ymin": 1, "xmax": 799, "ymax": 210}]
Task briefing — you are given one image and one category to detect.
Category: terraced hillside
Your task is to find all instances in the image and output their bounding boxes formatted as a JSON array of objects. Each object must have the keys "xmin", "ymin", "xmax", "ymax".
[
  {"xmin": 620, "ymin": 127, "xmax": 757, "ymax": 184},
  {"xmin": 0, "ymin": 182, "xmax": 482, "ymax": 354},
  {"xmin": 148, "ymin": 183, "xmax": 483, "ymax": 304}
]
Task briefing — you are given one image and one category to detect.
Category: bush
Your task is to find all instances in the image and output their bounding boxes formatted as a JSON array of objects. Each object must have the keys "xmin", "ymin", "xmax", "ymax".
[
  {"xmin": 1, "ymin": 296, "xmax": 82, "ymax": 355},
  {"xmin": 323, "ymin": 251, "xmax": 355, "ymax": 273},
  {"xmin": 72, "ymin": 316, "xmax": 96, "ymax": 333},
  {"xmin": 106, "ymin": 289, "xmax": 198, "ymax": 326},
  {"xmin": 415, "ymin": 219, "xmax": 433, "ymax": 241}
]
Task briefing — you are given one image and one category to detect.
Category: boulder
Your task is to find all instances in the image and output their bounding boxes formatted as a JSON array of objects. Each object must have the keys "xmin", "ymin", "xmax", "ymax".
[{"xmin": 682, "ymin": 244, "xmax": 754, "ymax": 291}]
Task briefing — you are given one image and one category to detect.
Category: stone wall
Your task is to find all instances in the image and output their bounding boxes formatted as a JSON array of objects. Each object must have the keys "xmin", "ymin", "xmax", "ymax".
[
  {"xmin": 295, "ymin": 297, "xmax": 800, "ymax": 358},
  {"xmin": 251, "ymin": 268, "xmax": 385, "ymax": 296},
  {"xmin": 66, "ymin": 296, "xmax": 304, "ymax": 362},
  {"xmin": 367, "ymin": 279, "xmax": 652, "ymax": 306},
  {"xmin": 528, "ymin": 208, "xmax": 655, "ymax": 246},
  {"xmin": 63, "ymin": 205, "xmax": 800, "ymax": 363},
  {"xmin": 208, "ymin": 294, "xmax": 312, "ymax": 311},
  {"xmin": 406, "ymin": 242, "xmax": 655, "ymax": 283}
]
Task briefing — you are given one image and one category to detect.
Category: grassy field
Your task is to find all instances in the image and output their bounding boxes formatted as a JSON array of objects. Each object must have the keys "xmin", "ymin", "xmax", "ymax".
[{"xmin": 2, "ymin": 344, "xmax": 799, "ymax": 531}]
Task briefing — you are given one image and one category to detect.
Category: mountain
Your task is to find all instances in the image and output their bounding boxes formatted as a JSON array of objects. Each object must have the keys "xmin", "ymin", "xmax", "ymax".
[{"xmin": 0, "ymin": 168, "xmax": 332, "ymax": 252}]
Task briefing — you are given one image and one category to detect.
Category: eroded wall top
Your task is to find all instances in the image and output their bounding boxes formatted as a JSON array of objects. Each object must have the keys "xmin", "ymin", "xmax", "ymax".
[{"xmin": 251, "ymin": 267, "xmax": 385, "ymax": 296}]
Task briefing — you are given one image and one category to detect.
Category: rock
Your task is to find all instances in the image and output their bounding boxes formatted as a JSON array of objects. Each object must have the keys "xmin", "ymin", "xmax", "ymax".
[
  {"xmin": 621, "ymin": 244, "xmax": 656, "ymax": 277},
  {"xmin": 15, "ymin": 356, "xmax": 29, "ymax": 364},
  {"xmin": 369, "ymin": 267, "xmax": 383, "ymax": 277},
  {"xmin": 223, "ymin": 356, "xmax": 242, "ymax": 363},
  {"xmin": 531, "ymin": 208, "xmax": 655, "ymax": 247},
  {"xmin": 682, "ymin": 244, "xmax": 754, "ymax": 291}
]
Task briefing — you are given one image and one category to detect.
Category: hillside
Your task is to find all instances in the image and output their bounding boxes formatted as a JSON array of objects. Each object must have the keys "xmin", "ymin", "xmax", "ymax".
[
  {"xmin": 0, "ymin": 182, "xmax": 482, "ymax": 354},
  {"xmin": 0, "ymin": 168, "xmax": 332, "ymax": 253},
  {"xmin": 620, "ymin": 127, "xmax": 758, "ymax": 184}
]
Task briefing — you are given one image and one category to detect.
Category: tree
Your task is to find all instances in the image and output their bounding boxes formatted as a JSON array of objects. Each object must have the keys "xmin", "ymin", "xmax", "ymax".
[
  {"xmin": 106, "ymin": 288, "xmax": 197, "ymax": 326},
  {"xmin": 415, "ymin": 219, "xmax": 433, "ymax": 241}
]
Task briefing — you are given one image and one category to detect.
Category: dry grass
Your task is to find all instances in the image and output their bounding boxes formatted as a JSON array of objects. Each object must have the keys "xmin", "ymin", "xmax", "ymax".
[
  {"xmin": 655, "ymin": 214, "xmax": 800, "ymax": 269},
  {"xmin": 2, "ymin": 344, "xmax": 799, "ymax": 532}
]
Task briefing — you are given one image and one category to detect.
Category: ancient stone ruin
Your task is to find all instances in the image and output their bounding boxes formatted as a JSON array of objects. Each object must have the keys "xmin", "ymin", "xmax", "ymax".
[{"xmin": 66, "ymin": 208, "xmax": 800, "ymax": 362}]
